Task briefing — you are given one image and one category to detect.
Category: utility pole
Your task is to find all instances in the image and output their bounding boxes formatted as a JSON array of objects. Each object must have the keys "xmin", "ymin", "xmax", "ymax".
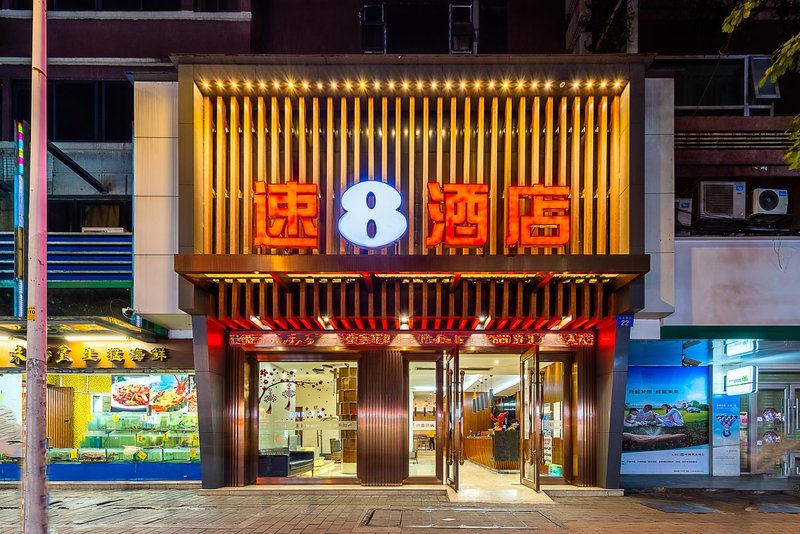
[{"xmin": 23, "ymin": 0, "xmax": 48, "ymax": 532}]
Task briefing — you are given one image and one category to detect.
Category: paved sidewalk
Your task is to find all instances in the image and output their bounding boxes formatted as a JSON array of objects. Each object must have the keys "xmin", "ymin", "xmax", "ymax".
[{"xmin": 1, "ymin": 488, "xmax": 798, "ymax": 533}]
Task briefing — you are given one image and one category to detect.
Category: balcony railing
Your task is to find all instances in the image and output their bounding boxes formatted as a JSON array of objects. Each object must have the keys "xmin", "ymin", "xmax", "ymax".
[{"xmin": 0, "ymin": 232, "xmax": 132, "ymax": 289}]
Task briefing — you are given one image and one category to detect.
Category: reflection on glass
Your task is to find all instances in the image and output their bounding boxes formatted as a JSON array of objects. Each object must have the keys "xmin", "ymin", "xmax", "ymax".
[
  {"xmin": 540, "ymin": 361, "xmax": 565, "ymax": 479},
  {"xmin": 409, "ymin": 365, "xmax": 436, "ymax": 477},
  {"xmin": 258, "ymin": 361, "xmax": 357, "ymax": 478}
]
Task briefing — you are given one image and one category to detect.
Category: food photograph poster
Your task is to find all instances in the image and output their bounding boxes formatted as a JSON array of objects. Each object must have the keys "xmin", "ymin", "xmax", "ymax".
[
  {"xmin": 112, "ymin": 375, "xmax": 196, "ymax": 414},
  {"xmin": 621, "ymin": 366, "xmax": 710, "ymax": 475}
]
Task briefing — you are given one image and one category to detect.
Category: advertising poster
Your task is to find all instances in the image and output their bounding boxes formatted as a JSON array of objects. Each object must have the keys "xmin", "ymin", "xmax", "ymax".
[
  {"xmin": 0, "ymin": 374, "xmax": 23, "ymax": 458},
  {"xmin": 150, "ymin": 374, "xmax": 194, "ymax": 413},
  {"xmin": 112, "ymin": 375, "xmax": 196, "ymax": 414},
  {"xmin": 111, "ymin": 375, "xmax": 151, "ymax": 412},
  {"xmin": 711, "ymin": 394, "xmax": 740, "ymax": 476},
  {"xmin": 621, "ymin": 366, "xmax": 710, "ymax": 475}
]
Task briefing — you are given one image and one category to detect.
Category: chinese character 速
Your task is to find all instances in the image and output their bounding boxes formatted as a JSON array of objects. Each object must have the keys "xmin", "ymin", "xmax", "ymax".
[{"xmin": 254, "ymin": 181, "xmax": 319, "ymax": 248}]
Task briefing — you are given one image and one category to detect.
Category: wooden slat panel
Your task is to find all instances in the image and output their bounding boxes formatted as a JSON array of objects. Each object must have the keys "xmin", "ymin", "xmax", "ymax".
[
  {"xmin": 368, "ymin": 97, "xmax": 375, "ymax": 180},
  {"xmin": 283, "ymin": 97, "xmax": 293, "ymax": 184},
  {"xmin": 517, "ymin": 97, "xmax": 526, "ymax": 187},
  {"xmin": 340, "ymin": 97, "xmax": 348, "ymax": 254},
  {"xmin": 408, "ymin": 96, "xmax": 415, "ymax": 254},
  {"xmin": 312, "ymin": 97, "xmax": 320, "ymax": 254},
  {"xmin": 229, "ymin": 97, "xmax": 240, "ymax": 254},
  {"xmin": 583, "ymin": 97, "xmax": 595, "ymax": 255},
  {"xmin": 543, "ymin": 97, "xmax": 554, "ymax": 255},
  {"xmin": 382, "ymin": 97, "xmax": 388, "ymax": 184},
  {"xmin": 489, "ymin": 97, "xmax": 498, "ymax": 255},
  {"xmin": 46, "ymin": 385, "xmax": 73, "ymax": 448},
  {"xmin": 358, "ymin": 350, "xmax": 408, "ymax": 485},
  {"xmin": 270, "ymin": 96, "xmax": 279, "ymax": 184},
  {"xmin": 298, "ymin": 97, "xmax": 307, "ymax": 183},
  {"xmin": 449, "ymin": 97, "xmax": 457, "ymax": 185},
  {"xmin": 242, "ymin": 97, "xmax": 253, "ymax": 254},
  {"xmin": 609, "ymin": 95, "xmax": 620, "ymax": 254},
  {"xmin": 503, "ymin": 97, "xmax": 512, "ymax": 255},
  {"xmin": 353, "ymin": 97, "xmax": 361, "ymax": 182},
  {"xmin": 570, "ymin": 96, "xmax": 581, "ymax": 255},
  {"xmin": 477, "ymin": 97, "xmax": 485, "ymax": 185},
  {"xmin": 597, "ymin": 96, "xmax": 609, "ymax": 254},
  {"xmin": 462, "ymin": 96, "xmax": 471, "ymax": 255},
  {"xmin": 325, "ymin": 97, "xmax": 335, "ymax": 254},
  {"xmin": 531, "ymin": 96, "xmax": 540, "ymax": 185},
  {"xmin": 435, "ymin": 97, "xmax": 443, "ymax": 255},
  {"xmin": 202, "ymin": 96, "xmax": 213, "ymax": 253},
  {"xmin": 422, "ymin": 97, "xmax": 430, "ymax": 255},
  {"xmin": 215, "ymin": 96, "xmax": 227, "ymax": 254}
]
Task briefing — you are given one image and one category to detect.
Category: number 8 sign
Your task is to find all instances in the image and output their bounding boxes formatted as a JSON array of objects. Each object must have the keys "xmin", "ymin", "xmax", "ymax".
[{"xmin": 338, "ymin": 181, "xmax": 408, "ymax": 249}]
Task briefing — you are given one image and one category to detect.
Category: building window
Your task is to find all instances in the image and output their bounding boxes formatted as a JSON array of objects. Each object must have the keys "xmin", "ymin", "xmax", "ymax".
[
  {"xmin": 449, "ymin": 3, "xmax": 474, "ymax": 53},
  {"xmin": 363, "ymin": 3, "xmax": 386, "ymax": 54},
  {"xmin": 194, "ymin": 0, "xmax": 240, "ymax": 12},
  {"xmin": 12, "ymin": 81, "xmax": 133, "ymax": 142}
]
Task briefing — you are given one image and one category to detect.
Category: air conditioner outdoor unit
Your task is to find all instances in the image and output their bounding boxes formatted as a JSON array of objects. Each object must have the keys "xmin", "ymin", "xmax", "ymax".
[
  {"xmin": 694, "ymin": 181, "xmax": 746, "ymax": 221},
  {"xmin": 750, "ymin": 188, "xmax": 788, "ymax": 216}
]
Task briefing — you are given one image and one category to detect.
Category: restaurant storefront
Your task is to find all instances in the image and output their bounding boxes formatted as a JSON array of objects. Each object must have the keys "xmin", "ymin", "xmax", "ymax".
[
  {"xmin": 0, "ymin": 334, "xmax": 199, "ymax": 481},
  {"xmin": 171, "ymin": 56, "xmax": 650, "ymax": 490}
]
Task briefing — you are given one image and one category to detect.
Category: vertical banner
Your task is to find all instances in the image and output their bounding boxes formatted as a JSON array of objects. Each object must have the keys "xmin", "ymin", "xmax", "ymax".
[
  {"xmin": 621, "ymin": 366, "xmax": 710, "ymax": 475},
  {"xmin": 711, "ymin": 394, "xmax": 740, "ymax": 476}
]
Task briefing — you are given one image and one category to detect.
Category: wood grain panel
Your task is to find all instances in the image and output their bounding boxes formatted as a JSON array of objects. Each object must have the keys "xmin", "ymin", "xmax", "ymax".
[
  {"xmin": 358, "ymin": 350, "xmax": 408, "ymax": 485},
  {"xmin": 46, "ymin": 385, "xmax": 73, "ymax": 449}
]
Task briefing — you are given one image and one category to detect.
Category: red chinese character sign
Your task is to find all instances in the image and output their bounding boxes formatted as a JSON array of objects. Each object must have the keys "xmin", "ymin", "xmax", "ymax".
[
  {"xmin": 426, "ymin": 183, "xmax": 489, "ymax": 247},
  {"xmin": 254, "ymin": 181, "xmax": 319, "ymax": 248},
  {"xmin": 506, "ymin": 185, "xmax": 570, "ymax": 247}
]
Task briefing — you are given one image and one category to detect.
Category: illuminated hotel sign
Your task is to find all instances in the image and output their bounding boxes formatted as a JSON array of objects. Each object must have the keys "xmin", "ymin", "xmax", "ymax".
[{"xmin": 254, "ymin": 179, "xmax": 569, "ymax": 250}]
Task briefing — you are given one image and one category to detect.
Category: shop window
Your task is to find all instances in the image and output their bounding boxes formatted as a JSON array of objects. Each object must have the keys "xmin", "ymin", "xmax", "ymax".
[
  {"xmin": 409, "ymin": 363, "xmax": 437, "ymax": 477},
  {"xmin": 258, "ymin": 360, "xmax": 357, "ymax": 479},
  {"xmin": 102, "ymin": 82, "xmax": 134, "ymax": 142},
  {"xmin": 0, "ymin": 372, "xmax": 200, "ymax": 481}
]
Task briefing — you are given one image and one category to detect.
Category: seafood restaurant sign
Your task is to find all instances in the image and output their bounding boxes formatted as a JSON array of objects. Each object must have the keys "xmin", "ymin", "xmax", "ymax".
[{"xmin": 254, "ymin": 179, "xmax": 570, "ymax": 249}]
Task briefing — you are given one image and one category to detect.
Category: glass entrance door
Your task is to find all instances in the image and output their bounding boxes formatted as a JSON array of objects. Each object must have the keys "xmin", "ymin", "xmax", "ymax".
[
  {"xmin": 521, "ymin": 349, "xmax": 538, "ymax": 491},
  {"xmin": 444, "ymin": 350, "xmax": 462, "ymax": 490},
  {"xmin": 536, "ymin": 354, "xmax": 572, "ymax": 485}
]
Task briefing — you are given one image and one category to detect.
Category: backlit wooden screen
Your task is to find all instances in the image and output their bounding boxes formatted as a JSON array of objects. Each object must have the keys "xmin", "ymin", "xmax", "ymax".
[{"xmin": 195, "ymin": 82, "xmax": 630, "ymax": 256}]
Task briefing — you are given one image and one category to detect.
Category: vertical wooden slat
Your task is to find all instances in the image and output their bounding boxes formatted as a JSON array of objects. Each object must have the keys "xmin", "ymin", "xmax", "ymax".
[
  {"xmin": 422, "ymin": 97, "xmax": 430, "ymax": 255},
  {"xmin": 242, "ymin": 97, "xmax": 253, "ymax": 254},
  {"xmin": 609, "ymin": 95, "xmax": 621, "ymax": 254},
  {"xmin": 531, "ymin": 96, "xmax": 540, "ymax": 185},
  {"xmin": 476, "ymin": 97, "xmax": 485, "ymax": 185},
  {"xmin": 583, "ymin": 97, "xmax": 595, "ymax": 255},
  {"xmin": 543, "ymin": 97, "xmax": 554, "ymax": 256},
  {"xmin": 229, "ymin": 97, "xmax": 240, "ymax": 254},
  {"xmin": 489, "ymin": 97, "xmax": 498, "ymax": 255},
  {"xmin": 517, "ymin": 97, "xmax": 526, "ymax": 187},
  {"xmin": 557, "ymin": 97, "xmax": 568, "ymax": 255},
  {"xmin": 503, "ymin": 97, "xmax": 512, "ymax": 255},
  {"xmin": 570, "ymin": 96, "xmax": 581, "ymax": 255},
  {"xmin": 408, "ymin": 96, "xmax": 415, "ymax": 254},
  {"xmin": 435, "ymin": 97, "xmax": 443, "ymax": 255},
  {"xmin": 449, "ymin": 97, "xmax": 457, "ymax": 185},
  {"xmin": 298, "ymin": 97, "xmax": 307, "ymax": 183},
  {"xmin": 597, "ymin": 96, "xmax": 609, "ymax": 254},
  {"xmin": 354, "ymin": 97, "xmax": 361, "ymax": 182},
  {"xmin": 270, "ymin": 96, "xmax": 279, "ymax": 184},
  {"xmin": 381, "ymin": 97, "xmax": 388, "ymax": 183},
  {"xmin": 326, "ymin": 97, "xmax": 335, "ymax": 254},
  {"xmin": 256, "ymin": 96, "xmax": 266, "ymax": 253},
  {"xmin": 340, "ymin": 97, "xmax": 348, "ymax": 254},
  {"xmin": 283, "ymin": 97, "xmax": 293, "ymax": 184},
  {"xmin": 215, "ymin": 96, "xmax": 227, "ymax": 254},
  {"xmin": 368, "ymin": 97, "xmax": 375, "ymax": 180},
  {"xmin": 395, "ymin": 97, "xmax": 402, "ymax": 193},
  {"xmin": 463, "ymin": 97, "xmax": 471, "ymax": 183},
  {"xmin": 312, "ymin": 97, "xmax": 321, "ymax": 254},
  {"xmin": 202, "ymin": 96, "xmax": 213, "ymax": 253}
]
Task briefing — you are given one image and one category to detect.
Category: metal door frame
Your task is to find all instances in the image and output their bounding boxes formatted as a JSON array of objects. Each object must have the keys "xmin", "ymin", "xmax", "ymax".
[
  {"xmin": 520, "ymin": 347, "xmax": 539, "ymax": 491},
  {"xmin": 444, "ymin": 347, "xmax": 463, "ymax": 491}
]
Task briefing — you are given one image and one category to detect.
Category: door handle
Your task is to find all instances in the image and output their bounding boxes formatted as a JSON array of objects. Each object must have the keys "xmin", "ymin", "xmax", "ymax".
[{"xmin": 459, "ymin": 369, "xmax": 465, "ymax": 465}]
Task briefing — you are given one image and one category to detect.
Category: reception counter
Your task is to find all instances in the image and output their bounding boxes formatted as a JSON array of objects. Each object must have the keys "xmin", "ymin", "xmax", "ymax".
[{"xmin": 463, "ymin": 430, "xmax": 520, "ymax": 471}]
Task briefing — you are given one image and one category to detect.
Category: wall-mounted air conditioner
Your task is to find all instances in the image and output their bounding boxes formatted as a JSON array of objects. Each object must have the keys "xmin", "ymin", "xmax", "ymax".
[
  {"xmin": 694, "ymin": 181, "xmax": 746, "ymax": 221},
  {"xmin": 750, "ymin": 188, "xmax": 788, "ymax": 216}
]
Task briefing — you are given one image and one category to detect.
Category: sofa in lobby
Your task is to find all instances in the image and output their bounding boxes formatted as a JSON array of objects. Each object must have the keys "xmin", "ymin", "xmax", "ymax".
[{"xmin": 258, "ymin": 448, "xmax": 315, "ymax": 477}]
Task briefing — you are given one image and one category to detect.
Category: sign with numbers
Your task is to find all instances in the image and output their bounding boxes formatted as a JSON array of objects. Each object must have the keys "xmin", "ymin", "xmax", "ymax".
[{"xmin": 253, "ymin": 179, "xmax": 569, "ymax": 251}]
